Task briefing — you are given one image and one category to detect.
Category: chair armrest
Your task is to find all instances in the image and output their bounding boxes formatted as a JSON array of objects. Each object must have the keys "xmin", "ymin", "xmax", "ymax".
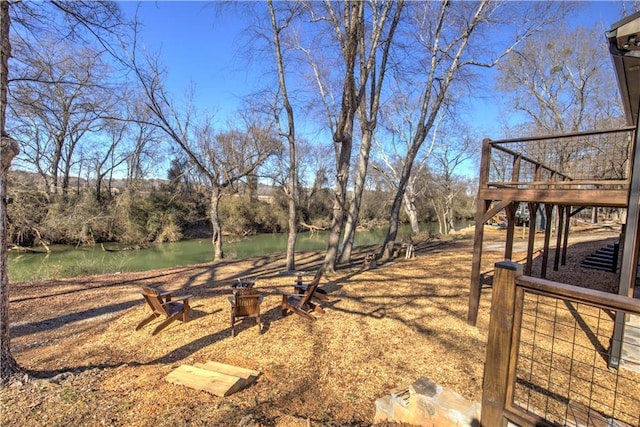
[
  {"xmin": 162, "ymin": 295, "xmax": 192, "ymax": 305},
  {"xmin": 282, "ymin": 290, "xmax": 328, "ymax": 301},
  {"xmin": 158, "ymin": 290, "xmax": 173, "ymax": 301},
  {"xmin": 279, "ymin": 291, "xmax": 301, "ymax": 297}
]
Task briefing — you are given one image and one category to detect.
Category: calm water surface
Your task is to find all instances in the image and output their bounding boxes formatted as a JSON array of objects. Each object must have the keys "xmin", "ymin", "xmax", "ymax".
[{"xmin": 8, "ymin": 222, "xmax": 469, "ymax": 282}]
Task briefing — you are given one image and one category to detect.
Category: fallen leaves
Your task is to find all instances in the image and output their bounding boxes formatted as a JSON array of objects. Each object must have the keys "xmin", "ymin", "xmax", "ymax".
[{"xmin": 1, "ymin": 226, "xmax": 623, "ymax": 426}]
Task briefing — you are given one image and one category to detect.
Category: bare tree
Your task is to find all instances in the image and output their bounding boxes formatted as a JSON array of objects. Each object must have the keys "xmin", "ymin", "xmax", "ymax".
[
  {"xmin": 496, "ymin": 23, "xmax": 627, "ymax": 223},
  {"xmin": 338, "ymin": 0, "xmax": 404, "ymax": 264},
  {"xmin": 286, "ymin": 0, "xmax": 366, "ymax": 272},
  {"xmin": 374, "ymin": 92, "xmax": 441, "ymax": 235},
  {"xmin": 9, "ymin": 35, "xmax": 119, "ymax": 197},
  {"xmin": 267, "ymin": 0, "xmax": 301, "ymax": 272},
  {"xmin": 297, "ymin": 141, "xmax": 333, "ymax": 225},
  {"xmin": 0, "ymin": 0, "xmax": 21, "ymax": 383},
  {"xmin": 1, "ymin": 0, "xmax": 128, "ymax": 383},
  {"xmin": 293, "ymin": 1, "xmax": 404, "ymax": 268},
  {"xmin": 90, "ymin": 118, "xmax": 129, "ymax": 201},
  {"xmin": 316, "ymin": 0, "xmax": 363, "ymax": 273},
  {"xmin": 378, "ymin": 1, "xmax": 565, "ymax": 259},
  {"xmin": 125, "ymin": 103, "xmax": 163, "ymax": 185},
  {"xmin": 129, "ymin": 41, "xmax": 279, "ymax": 260},
  {"xmin": 427, "ymin": 133, "xmax": 477, "ymax": 235},
  {"xmin": 621, "ymin": 1, "xmax": 640, "ymax": 16},
  {"xmin": 497, "ymin": 25, "xmax": 622, "ymax": 134}
]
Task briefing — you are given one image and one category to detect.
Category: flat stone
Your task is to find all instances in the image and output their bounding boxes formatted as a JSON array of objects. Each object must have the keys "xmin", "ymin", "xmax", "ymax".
[
  {"xmin": 435, "ymin": 388, "xmax": 475, "ymax": 413},
  {"xmin": 376, "ymin": 377, "xmax": 481, "ymax": 426},
  {"xmin": 410, "ymin": 376, "xmax": 439, "ymax": 397},
  {"xmin": 374, "ymin": 395, "xmax": 394, "ymax": 422}
]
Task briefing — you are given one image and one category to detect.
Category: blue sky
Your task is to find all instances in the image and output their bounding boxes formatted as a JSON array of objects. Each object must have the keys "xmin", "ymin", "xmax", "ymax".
[
  {"xmin": 120, "ymin": 1, "xmax": 266, "ymax": 123},
  {"xmin": 119, "ymin": 1, "xmax": 633, "ymax": 142}
]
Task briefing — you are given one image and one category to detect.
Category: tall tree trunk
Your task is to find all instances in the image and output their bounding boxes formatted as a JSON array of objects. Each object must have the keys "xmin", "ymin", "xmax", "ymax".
[
  {"xmin": 50, "ymin": 135, "xmax": 64, "ymax": 196},
  {"xmin": 434, "ymin": 204, "xmax": 444, "ymax": 235},
  {"xmin": 339, "ymin": 128, "xmax": 373, "ymax": 263},
  {"xmin": 382, "ymin": 185, "xmax": 404, "ymax": 260},
  {"xmin": 107, "ymin": 168, "xmax": 114, "ymax": 198},
  {"xmin": 51, "ymin": 115, "xmax": 70, "ymax": 197},
  {"xmin": 322, "ymin": 0, "xmax": 362, "ymax": 273},
  {"xmin": 1, "ymin": 0, "xmax": 21, "ymax": 383},
  {"xmin": 268, "ymin": 0, "xmax": 297, "ymax": 272},
  {"xmin": 323, "ymin": 133, "xmax": 352, "ymax": 272},
  {"xmin": 210, "ymin": 187, "xmax": 223, "ymax": 261},
  {"xmin": 286, "ymin": 188, "xmax": 297, "ymax": 271},
  {"xmin": 96, "ymin": 175, "xmax": 103, "ymax": 202},
  {"xmin": 61, "ymin": 142, "xmax": 74, "ymax": 194},
  {"xmin": 380, "ymin": 141, "xmax": 422, "ymax": 260},
  {"xmin": 338, "ymin": 1, "xmax": 404, "ymax": 264},
  {"xmin": 0, "ymin": 136, "xmax": 19, "ymax": 383},
  {"xmin": 445, "ymin": 193, "xmax": 455, "ymax": 233},
  {"xmin": 402, "ymin": 190, "xmax": 420, "ymax": 235},
  {"xmin": 379, "ymin": 1, "xmax": 495, "ymax": 257}
]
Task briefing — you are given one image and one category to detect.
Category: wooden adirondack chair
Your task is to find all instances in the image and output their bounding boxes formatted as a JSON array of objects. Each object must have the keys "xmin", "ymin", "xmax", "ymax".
[
  {"xmin": 281, "ymin": 269, "xmax": 326, "ymax": 321},
  {"xmin": 292, "ymin": 268, "xmax": 321, "ymax": 292},
  {"xmin": 228, "ymin": 288, "xmax": 263, "ymax": 337},
  {"xmin": 292, "ymin": 269, "xmax": 328, "ymax": 300},
  {"xmin": 136, "ymin": 286, "xmax": 192, "ymax": 335}
]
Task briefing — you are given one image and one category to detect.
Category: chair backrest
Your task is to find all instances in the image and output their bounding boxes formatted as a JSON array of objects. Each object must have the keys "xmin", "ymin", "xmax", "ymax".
[
  {"xmin": 234, "ymin": 288, "xmax": 261, "ymax": 317},
  {"xmin": 298, "ymin": 269, "xmax": 323, "ymax": 307},
  {"xmin": 141, "ymin": 286, "xmax": 170, "ymax": 316},
  {"xmin": 311, "ymin": 268, "xmax": 323, "ymax": 285}
]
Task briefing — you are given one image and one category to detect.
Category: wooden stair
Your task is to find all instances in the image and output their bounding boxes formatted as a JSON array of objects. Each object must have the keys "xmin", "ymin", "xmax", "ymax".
[
  {"xmin": 581, "ymin": 243, "xmax": 619, "ymax": 272},
  {"xmin": 165, "ymin": 361, "xmax": 260, "ymax": 397}
]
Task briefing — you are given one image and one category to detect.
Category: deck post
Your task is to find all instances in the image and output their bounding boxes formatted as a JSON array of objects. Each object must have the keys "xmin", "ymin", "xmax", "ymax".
[
  {"xmin": 525, "ymin": 203, "xmax": 538, "ymax": 275},
  {"xmin": 541, "ymin": 204, "xmax": 554, "ymax": 278},
  {"xmin": 561, "ymin": 205, "xmax": 571, "ymax": 265},
  {"xmin": 469, "ymin": 199, "xmax": 490, "ymax": 326},
  {"xmin": 481, "ymin": 261, "xmax": 522, "ymax": 427},
  {"xmin": 505, "ymin": 156, "xmax": 521, "ymax": 262},
  {"xmin": 554, "ymin": 205, "xmax": 565, "ymax": 271},
  {"xmin": 468, "ymin": 138, "xmax": 492, "ymax": 326},
  {"xmin": 504, "ymin": 202, "xmax": 518, "ymax": 260}
]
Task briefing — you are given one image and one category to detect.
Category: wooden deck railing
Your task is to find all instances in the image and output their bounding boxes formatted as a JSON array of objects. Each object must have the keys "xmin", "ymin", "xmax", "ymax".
[
  {"xmin": 482, "ymin": 127, "xmax": 636, "ymax": 188},
  {"xmin": 469, "ymin": 126, "xmax": 636, "ymax": 328},
  {"xmin": 482, "ymin": 261, "xmax": 640, "ymax": 427}
]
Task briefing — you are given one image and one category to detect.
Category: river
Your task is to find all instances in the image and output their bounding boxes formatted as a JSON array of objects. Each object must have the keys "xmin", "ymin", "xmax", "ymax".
[{"xmin": 8, "ymin": 221, "xmax": 470, "ymax": 282}]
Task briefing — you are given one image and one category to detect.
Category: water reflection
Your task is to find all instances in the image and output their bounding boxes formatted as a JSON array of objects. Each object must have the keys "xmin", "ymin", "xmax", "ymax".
[{"xmin": 8, "ymin": 222, "xmax": 468, "ymax": 282}]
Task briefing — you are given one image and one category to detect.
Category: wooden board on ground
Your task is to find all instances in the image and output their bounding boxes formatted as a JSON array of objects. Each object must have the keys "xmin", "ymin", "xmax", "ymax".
[
  {"xmin": 194, "ymin": 361, "xmax": 260, "ymax": 382},
  {"xmin": 165, "ymin": 361, "xmax": 260, "ymax": 397}
]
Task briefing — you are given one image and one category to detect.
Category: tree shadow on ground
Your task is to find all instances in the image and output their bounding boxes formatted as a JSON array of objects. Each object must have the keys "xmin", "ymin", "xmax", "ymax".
[
  {"xmin": 22, "ymin": 303, "xmax": 300, "ymax": 379},
  {"xmin": 12, "ymin": 236, "xmax": 460, "ymax": 381},
  {"xmin": 147, "ymin": 305, "xmax": 289, "ymax": 365}
]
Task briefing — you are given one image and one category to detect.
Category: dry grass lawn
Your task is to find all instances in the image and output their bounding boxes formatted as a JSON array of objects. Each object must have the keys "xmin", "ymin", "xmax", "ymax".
[{"xmin": 0, "ymin": 225, "xmax": 625, "ymax": 426}]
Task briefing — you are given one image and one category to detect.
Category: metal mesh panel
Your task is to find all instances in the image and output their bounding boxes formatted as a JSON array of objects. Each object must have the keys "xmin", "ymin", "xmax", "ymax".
[
  {"xmin": 489, "ymin": 129, "xmax": 634, "ymax": 185},
  {"xmin": 513, "ymin": 291, "xmax": 640, "ymax": 426}
]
